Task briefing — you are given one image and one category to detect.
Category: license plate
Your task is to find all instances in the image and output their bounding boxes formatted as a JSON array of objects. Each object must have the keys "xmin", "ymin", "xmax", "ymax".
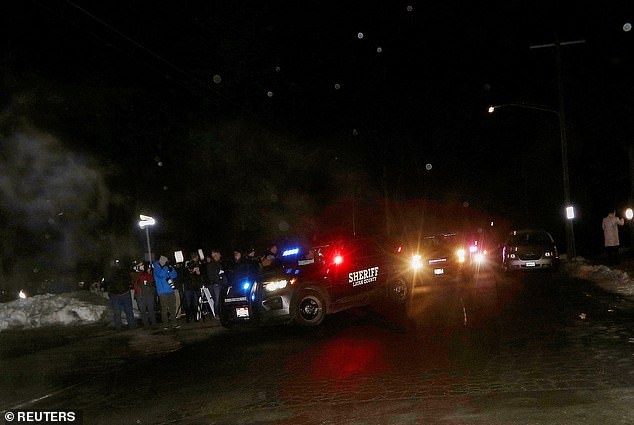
[
  {"xmin": 526, "ymin": 262, "xmax": 536, "ymax": 267},
  {"xmin": 434, "ymin": 268, "xmax": 444, "ymax": 275},
  {"xmin": 236, "ymin": 307, "xmax": 249, "ymax": 318}
]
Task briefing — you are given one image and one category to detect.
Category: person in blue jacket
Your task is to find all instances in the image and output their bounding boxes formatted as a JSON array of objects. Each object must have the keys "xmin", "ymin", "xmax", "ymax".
[{"xmin": 153, "ymin": 255, "xmax": 179, "ymax": 328}]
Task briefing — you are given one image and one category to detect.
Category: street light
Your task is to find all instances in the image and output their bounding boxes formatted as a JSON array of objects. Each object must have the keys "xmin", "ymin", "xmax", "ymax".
[
  {"xmin": 488, "ymin": 102, "xmax": 561, "ymax": 115},
  {"xmin": 488, "ymin": 102, "xmax": 576, "ymax": 259},
  {"xmin": 138, "ymin": 214, "xmax": 156, "ymax": 262},
  {"xmin": 566, "ymin": 206, "xmax": 575, "ymax": 220}
]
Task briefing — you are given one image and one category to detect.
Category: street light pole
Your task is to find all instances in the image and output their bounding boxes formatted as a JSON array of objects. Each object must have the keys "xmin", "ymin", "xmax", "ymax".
[
  {"xmin": 144, "ymin": 226, "xmax": 152, "ymax": 262},
  {"xmin": 488, "ymin": 37, "xmax": 585, "ymax": 260},
  {"xmin": 138, "ymin": 215, "xmax": 156, "ymax": 262},
  {"xmin": 554, "ymin": 40, "xmax": 575, "ymax": 259},
  {"xmin": 488, "ymin": 102, "xmax": 576, "ymax": 259},
  {"xmin": 528, "ymin": 37, "xmax": 585, "ymax": 259}
]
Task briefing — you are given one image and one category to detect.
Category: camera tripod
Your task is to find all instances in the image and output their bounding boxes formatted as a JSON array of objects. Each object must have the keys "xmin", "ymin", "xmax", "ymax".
[{"xmin": 197, "ymin": 286, "xmax": 215, "ymax": 321}]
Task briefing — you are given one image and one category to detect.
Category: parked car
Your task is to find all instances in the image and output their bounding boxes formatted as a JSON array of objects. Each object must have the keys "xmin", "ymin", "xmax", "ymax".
[{"xmin": 502, "ymin": 230, "xmax": 559, "ymax": 271}]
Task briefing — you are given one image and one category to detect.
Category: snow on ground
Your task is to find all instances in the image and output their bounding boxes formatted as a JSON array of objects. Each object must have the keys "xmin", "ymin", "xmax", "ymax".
[
  {"xmin": 562, "ymin": 256, "xmax": 634, "ymax": 299},
  {"xmin": 0, "ymin": 291, "xmax": 109, "ymax": 332}
]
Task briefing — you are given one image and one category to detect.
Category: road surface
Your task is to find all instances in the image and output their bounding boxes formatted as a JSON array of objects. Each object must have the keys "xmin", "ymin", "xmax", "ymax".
[{"xmin": 1, "ymin": 269, "xmax": 633, "ymax": 424}]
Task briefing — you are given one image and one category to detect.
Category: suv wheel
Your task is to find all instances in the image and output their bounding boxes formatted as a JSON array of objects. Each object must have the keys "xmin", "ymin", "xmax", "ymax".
[
  {"xmin": 387, "ymin": 278, "xmax": 409, "ymax": 304},
  {"xmin": 293, "ymin": 290, "xmax": 326, "ymax": 326}
]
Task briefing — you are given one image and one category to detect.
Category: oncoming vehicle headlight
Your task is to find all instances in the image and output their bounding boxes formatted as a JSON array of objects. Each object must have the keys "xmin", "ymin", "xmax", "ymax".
[
  {"xmin": 456, "ymin": 248, "xmax": 466, "ymax": 263},
  {"xmin": 473, "ymin": 252, "xmax": 485, "ymax": 264},
  {"xmin": 263, "ymin": 279, "xmax": 289, "ymax": 292},
  {"xmin": 544, "ymin": 251, "xmax": 553, "ymax": 257},
  {"xmin": 411, "ymin": 254, "xmax": 423, "ymax": 270}
]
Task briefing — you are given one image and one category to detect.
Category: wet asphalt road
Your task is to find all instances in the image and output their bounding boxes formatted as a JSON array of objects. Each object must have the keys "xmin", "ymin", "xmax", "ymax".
[{"xmin": 2, "ymin": 269, "xmax": 634, "ymax": 424}]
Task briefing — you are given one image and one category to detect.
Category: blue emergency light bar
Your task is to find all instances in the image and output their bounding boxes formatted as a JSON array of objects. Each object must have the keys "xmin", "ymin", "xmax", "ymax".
[{"xmin": 282, "ymin": 248, "xmax": 300, "ymax": 257}]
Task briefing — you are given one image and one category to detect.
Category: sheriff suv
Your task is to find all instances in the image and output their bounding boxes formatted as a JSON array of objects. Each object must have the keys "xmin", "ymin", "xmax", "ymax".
[{"xmin": 220, "ymin": 237, "xmax": 412, "ymax": 327}]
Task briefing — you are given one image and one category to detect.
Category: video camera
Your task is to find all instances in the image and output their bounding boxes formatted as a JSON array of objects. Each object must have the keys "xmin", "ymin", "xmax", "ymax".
[{"xmin": 185, "ymin": 260, "xmax": 201, "ymax": 274}]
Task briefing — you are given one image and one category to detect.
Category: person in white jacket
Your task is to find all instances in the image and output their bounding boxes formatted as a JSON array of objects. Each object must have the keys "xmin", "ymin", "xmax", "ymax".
[{"xmin": 602, "ymin": 210, "xmax": 624, "ymax": 265}]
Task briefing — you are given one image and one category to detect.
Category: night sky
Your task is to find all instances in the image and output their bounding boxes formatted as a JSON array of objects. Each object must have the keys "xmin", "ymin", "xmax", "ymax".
[{"xmin": 1, "ymin": 1, "xmax": 633, "ymax": 282}]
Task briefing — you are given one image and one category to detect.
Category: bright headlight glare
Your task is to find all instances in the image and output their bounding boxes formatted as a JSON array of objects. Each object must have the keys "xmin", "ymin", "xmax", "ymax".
[
  {"xmin": 264, "ymin": 279, "xmax": 288, "ymax": 292},
  {"xmin": 457, "ymin": 249, "xmax": 466, "ymax": 263},
  {"xmin": 411, "ymin": 254, "xmax": 423, "ymax": 270},
  {"xmin": 474, "ymin": 253, "xmax": 485, "ymax": 264}
]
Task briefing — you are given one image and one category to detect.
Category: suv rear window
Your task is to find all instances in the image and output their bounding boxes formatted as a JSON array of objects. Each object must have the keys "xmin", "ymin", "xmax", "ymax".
[
  {"xmin": 422, "ymin": 233, "xmax": 460, "ymax": 249},
  {"xmin": 509, "ymin": 232, "xmax": 552, "ymax": 246}
]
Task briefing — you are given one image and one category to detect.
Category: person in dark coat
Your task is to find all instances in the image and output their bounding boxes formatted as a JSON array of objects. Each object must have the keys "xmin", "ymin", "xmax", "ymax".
[
  {"xmin": 260, "ymin": 244, "xmax": 279, "ymax": 269},
  {"xmin": 229, "ymin": 248, "xmax": 256, "ymax": 286},
  {"xmin": 206, "ymin": 249, "xmax": 227, "ymax": 318},
  {"xmin": 183, "ymin": 253, "xmax": 203, "ymax": 323},
  {"xmin": 106, "ymin": 259, "xmax": 137, "ymax": 329}
]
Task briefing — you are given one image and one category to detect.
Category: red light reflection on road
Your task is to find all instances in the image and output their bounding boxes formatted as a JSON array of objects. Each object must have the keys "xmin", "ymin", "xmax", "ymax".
[
  {"xmin": 310, "ymin": 337, "xmax": 386, "ymax": 380},
  {"xmin": 283, "ymin": 334, "xmax": 386, "ymax": 396}
]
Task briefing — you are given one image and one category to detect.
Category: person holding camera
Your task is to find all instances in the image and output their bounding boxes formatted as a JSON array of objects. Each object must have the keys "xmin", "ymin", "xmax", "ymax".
[
  {"xmin": 206, "ymin": 249, "xmax": 226, "ymax": 318},
  {"xmin": 153, "ymin": 255, "xmax": 179, "ymax": 328},
  {"xmin": 183, "ymin": 253, "xmax": 203, "ymax": 323},
  {"xmin": 134, "ymin": 262, "xmax": 157, "ymax": 328}
]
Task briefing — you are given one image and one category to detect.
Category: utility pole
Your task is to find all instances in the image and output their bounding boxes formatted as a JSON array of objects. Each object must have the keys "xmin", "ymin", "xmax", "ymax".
[
  {"xmin": 628, "ymin": 145, "xmax": 634, "ymax": 245},
  {"xmin": 383, "ymin": 165, "xmax": 391, "ymax": 237},
  {"xmin": 529, "ymin": 36, "xmax": 585, "ymax": 259}
]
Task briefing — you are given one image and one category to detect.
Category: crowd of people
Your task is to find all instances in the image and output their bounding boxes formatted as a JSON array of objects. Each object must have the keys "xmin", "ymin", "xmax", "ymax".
[{"xmin": 104, "ymin": 245, "xmax": 280, "ymax": 330}]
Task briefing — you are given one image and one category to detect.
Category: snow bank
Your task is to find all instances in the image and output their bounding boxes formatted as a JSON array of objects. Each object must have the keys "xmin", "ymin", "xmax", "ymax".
[
  {"xmin": 563, "ymin": 257, "xmax": 634, "ymax": 299},
  {"xmin": 0, "ymin": 292, "xmax": 109, "ymax": 332}
]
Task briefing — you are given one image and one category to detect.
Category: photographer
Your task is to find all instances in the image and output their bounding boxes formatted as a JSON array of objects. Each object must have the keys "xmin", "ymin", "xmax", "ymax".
[
  {"xmin": 134, "ymin": 262, "xmax": 157, "ymax": 328},
  {"xmin": 183, "ymin": 253, "xmax": 203, "ymax": 323},
  {"xmin": 153, "ymin": 255, "xmax": 179, "ymax": 329},
  {"xmin": 206, "ymin": 249, "xmax": 227, "ymax": 318}
]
